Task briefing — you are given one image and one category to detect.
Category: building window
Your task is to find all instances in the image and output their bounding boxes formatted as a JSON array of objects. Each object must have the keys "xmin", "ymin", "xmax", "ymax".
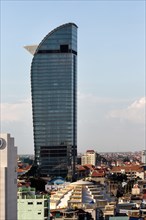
[
  {"xmin": 28, "ymin": 202, "xmax": 33, "ymax": 205},
  {"xmin": 38, "ymin": 212, "xmax": 41, "ymax": 215},
  {"xmin": 60, "ymin": 45, "xmax": 69, "ymax": 52},
  {"xmin": 37, "ymin": 202, "xmax": 42, "ymax": 205}
]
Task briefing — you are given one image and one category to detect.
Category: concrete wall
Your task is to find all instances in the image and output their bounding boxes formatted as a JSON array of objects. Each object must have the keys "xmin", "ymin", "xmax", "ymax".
[{"xmin": 18, "ymin": 198, "xmax": 47, "ymax": 220}]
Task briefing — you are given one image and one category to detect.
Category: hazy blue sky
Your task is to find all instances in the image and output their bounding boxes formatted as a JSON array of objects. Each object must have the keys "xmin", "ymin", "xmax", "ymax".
[{"xmin": 1, "ymin": 1, "xmax": 145, "ymax": 154}]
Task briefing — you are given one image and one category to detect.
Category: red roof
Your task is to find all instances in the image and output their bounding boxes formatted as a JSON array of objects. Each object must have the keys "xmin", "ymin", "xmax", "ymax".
[
  {"xmin": 91, "ymin": 170, "xmax": 104, "ymax": 177},
  {"xmin": 83, "ymin": 164, "xmax": 95, "ymax": 170},
  {"xmin": 77, "ymin": 165, "xmax": 86, "ymax": 171},
  {"xmin": 23, "ymin": 165, "xmax": 32, "ymax": 170},
  {"xmin": 86, "ymin": 150, "xmax": 95, "ymax": 153},
  {"xmin": 17, "ymin": 168, "xmax": 25, "ymax": 173},
  {"xmin": 111, "ymin": 165, "xmax": 143, "ymax": 172}
]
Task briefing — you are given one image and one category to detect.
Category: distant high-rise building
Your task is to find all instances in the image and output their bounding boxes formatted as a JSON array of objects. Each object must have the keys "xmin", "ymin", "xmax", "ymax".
[
  {"xmin": 0, "ymin": 133, "xmax": 17, "ymax": 220},
  {"xmin": 25, "ymin": 23, "xmax": 77, "ymax": 177},
  {"xmin": 81, "ymin": 150, "xmax": 97, "ymax": 166},
  {"xmin": 142, "ymin": 150, "xmax": 146, "ymax": 164}
]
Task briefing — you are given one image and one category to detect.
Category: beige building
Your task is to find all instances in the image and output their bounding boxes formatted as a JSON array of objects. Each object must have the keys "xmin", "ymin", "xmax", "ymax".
[
  {"xmin": 0, "ymin": 133, "xmax": 17, "ymax": 220},
  {"xmin": 111, "ymin": 165, "xmax": 144, "ymax": 180},
  {"xmin": 81, "ymin": 150, "xmax": 96, "ymax": 166},
  {"xmin": 142, "ymin": 150, "xmax": 146, "ymax": 164}
]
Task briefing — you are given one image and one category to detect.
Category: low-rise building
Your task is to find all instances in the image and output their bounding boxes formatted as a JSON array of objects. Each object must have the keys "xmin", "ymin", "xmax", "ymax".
[
  {"xmin": 104, "ymin": 204, "xmax": 115, "ymax": 218},
  {"xmin": 17, "ymin": 187, "xmax": 50, "ymax": 220},
  {"xmin": 111, "ymin": 165, "xmax": 144, "ymax": 180}
]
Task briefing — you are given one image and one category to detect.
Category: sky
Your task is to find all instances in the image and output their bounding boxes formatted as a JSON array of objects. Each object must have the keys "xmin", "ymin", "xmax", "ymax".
[{"xmin": 1, "ymin": 0, "xmax": 145, "ymax": 154}]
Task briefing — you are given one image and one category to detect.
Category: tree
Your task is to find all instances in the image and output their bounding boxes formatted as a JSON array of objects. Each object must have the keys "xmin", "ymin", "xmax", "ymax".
[
  {"xmin": 30, "ymin": 177, "xmax": 46, "ymax": 192},
  {"xmin": 123, "ymin": 157, "xmax": 130, "ymax": 162}
]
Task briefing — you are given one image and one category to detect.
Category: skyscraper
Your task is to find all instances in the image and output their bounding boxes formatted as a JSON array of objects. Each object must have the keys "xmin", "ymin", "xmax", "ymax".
[
  {"xmin": 25, "ymin": 23, "xmax": 77, "ymax": 177},
  {"xmin": 0, "ymin": 133, "xmax": 17, "ymax": 220}
]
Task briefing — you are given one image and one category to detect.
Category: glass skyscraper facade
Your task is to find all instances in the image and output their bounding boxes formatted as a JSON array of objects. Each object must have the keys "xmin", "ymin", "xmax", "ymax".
[{"xmin": 30, "ymin": 23, "xmax": 77, "ymax": 177}]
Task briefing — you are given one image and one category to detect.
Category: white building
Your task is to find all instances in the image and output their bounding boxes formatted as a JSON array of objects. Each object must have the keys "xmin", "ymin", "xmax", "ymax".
[
  {"xmin": 17, "ymin": 187, "xmax": 50, "ymax": 220},
  {"xmin": 142, "ymin": 150, "xmax": 146, "ymax": 164},
  {"xmin": 0, "ymin": 133, "xmax": 17, "ymax": 220},
  {"xmin": 81, "ymin": 150, "xmax": 96, "ymax": 166}
]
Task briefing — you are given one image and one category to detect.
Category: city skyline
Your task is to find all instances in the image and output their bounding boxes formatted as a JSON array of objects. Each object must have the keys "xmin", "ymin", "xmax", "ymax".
[{"xmin": 1, "ymin": 1, "xmax": 145, "ymax": 154}]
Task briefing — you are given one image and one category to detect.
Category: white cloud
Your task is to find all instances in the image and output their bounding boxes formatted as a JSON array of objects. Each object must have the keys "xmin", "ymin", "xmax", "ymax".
[
  {"xmin": 108, "ymin": 97, "xmax": 146, "ymax": 124},
  {"xmin": 1, "ymin": 99, "xmax": 32, "ymax": 122},
  {"xmin": 78, "ymin": 92, "xmax": 128, "ymax": 104}
]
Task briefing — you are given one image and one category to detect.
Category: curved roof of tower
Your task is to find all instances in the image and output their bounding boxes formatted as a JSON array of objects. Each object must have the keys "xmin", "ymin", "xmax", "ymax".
[
  {"xmin": 35, "ymin": 22, "xmax": 77, "ymax": 54},
  {"xmin": 24, "ymin": 23, "xmax": 77, "ymax": 55}
]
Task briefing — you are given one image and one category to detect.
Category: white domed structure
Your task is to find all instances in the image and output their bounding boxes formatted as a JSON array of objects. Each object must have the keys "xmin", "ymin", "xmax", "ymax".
[{"xmin": 50, "ymin": 179, "xmax": 109, "ymax": 210}]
